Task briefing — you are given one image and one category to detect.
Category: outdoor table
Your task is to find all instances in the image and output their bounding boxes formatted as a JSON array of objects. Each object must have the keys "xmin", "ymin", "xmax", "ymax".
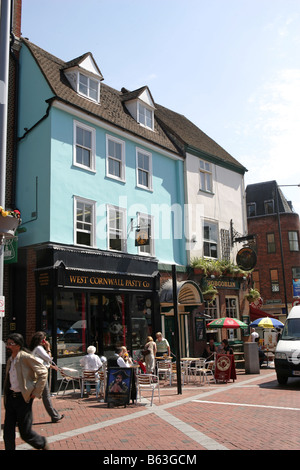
[{"xmin": 180, "ymin": 358, "xmax": 203, "ymax": 384}]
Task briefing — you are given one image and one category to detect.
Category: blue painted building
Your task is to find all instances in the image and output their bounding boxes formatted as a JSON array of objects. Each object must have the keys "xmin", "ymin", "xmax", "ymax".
[
  {"xmin": 15, "ymin": 39, "xmax": 193, "ymax": 370},
  {"xmin": 14, "ymin": 37, "xmax": 248, "ymax": 369}
]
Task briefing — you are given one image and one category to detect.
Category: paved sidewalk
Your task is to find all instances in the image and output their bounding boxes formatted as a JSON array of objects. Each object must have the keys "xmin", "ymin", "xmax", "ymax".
[{"xmin": 1, "ymin": 368, "xmax": 300, "ymax": 452}]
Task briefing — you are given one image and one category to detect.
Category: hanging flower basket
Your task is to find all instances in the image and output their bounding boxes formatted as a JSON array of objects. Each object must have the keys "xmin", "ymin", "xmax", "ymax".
[{"xmin": 0, "ymin": 207, "xmax": 21, "ymax": 239}]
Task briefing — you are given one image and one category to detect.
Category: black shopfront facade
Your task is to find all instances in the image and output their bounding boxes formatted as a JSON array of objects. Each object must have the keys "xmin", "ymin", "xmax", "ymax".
[{"xmin": 34, "ymin": 244, "xmax": 161, "ymax": 388}]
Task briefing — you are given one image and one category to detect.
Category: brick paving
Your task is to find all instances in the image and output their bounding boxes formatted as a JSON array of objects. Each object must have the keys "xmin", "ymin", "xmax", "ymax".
[{"xmin": 1, "ymin": 368, "xmax": 300, "ymax": 452}]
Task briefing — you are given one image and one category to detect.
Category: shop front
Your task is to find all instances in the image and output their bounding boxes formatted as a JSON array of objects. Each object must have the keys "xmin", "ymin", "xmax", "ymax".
[
  {"xmin": 34, "ymin": 244, "xmax": 160, "ymax": 388},
  {"xmin": 159, "ymin": 279, "xmax": 205, "ymax": 358}
]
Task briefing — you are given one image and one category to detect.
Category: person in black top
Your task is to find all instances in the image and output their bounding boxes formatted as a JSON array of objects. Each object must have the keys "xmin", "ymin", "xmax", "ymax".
[
  {"xmin": 203, "ymin": 338, "xmax": 217, "ymax": 359},
  {"xmin": 220, "ymin": 339, "xmax": 233, "ymax": 355}
]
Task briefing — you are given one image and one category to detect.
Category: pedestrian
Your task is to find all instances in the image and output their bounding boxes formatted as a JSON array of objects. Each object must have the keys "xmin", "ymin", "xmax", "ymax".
[
  {"xmin": 80, "ymin": 345, "xmax": 103, "ymax": 396},
  {"xmin": 29, "ymin": 331, "xmax": 64, "ymax": 423},
  {"xmin": 250, "ymin": 328, "xmax": 259, "ymax": 342},
  {"xmin": 143, "ymin": 336, "xmax": 157, "ymax": 373},
  {"xmin": 155, "ymin": 332, "xmax": 171, "ymax": 357},
  {"xmin": 3, "ymin": 333, "xmax": 50, "ymax": 450}
]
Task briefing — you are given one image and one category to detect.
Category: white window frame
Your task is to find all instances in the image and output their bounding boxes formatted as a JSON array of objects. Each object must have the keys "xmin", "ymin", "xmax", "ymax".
[
  {"xmin": 203, "ymin": 220, "xmax": 218, "ymax": 259},
  {"xmin": 137, "ymin": 102, "xmax": 154, "ymax": 130},
  {"xmin": 74, "ymin": 196, "xmax": 96, "ymax": 248},
  {"xmin": 77, "ymin": 72, "xmax": 100, "ymax": 103},
  {"xmin": 136, "ymin": 147, "xmax": 152, "ymax": 190},
  {"xmin": 106, "ymin": 135, "xmax": 126, "ymax": 182},
  {"xmin": 199, "ymin": 159, "xmax": 213, "ymax": 193},
  {"xmin": 225, "ymin": 296, "xmax": 240, "ymax": 340},
  {"xmin": 107, "ymin": 204, "xmax": 127, "ymax": 252},
  {"xmin": 73, "ymin": 120, "xmax": 96, "ymax": 172},
  {"xmin": 247, "ymin": 202, "xmax": 256, "ymax": 217},
  {"xmin": 289, "ymin": 231, "xmax": 299, "ymax": 251},
  {"xmin": 137, "ymin": 212, "xmax": 154, "ymax": 256}
]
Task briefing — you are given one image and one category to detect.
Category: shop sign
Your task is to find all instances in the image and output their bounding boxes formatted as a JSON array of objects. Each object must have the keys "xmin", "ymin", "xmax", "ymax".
[
  {"xmin": 207, "ymin": 278, "xmax": 239, "ymax": 289},
  {"xmin": 135, "ymin": 227, "xmax": 150, "ymax": 246},
  {"xmin": 214, "ymin": 354, "xmax": 236, "ymax": 383},
  {"xmin": 0, "ymin": 296, "xmax": 5, "ymax": 318},
  {"xmin": 63, "ymin": 270, "xmax": 154, "ymax": 291},
  {"xmin": 236, "ymin": 247, "xmax": 257, "ymax": 271},
  {"xmin": 293, "ymin": 279, "xmax": 300, "ymax": 297}
]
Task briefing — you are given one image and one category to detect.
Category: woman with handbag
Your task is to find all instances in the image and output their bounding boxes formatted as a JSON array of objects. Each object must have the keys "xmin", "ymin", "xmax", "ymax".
[{"xmin": 143, "ymin": 336, "xmax": 156, "ymax": 374}]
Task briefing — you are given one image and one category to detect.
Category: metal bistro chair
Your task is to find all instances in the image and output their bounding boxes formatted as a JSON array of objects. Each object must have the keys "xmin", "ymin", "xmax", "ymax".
[
  {"xmin": 81, "ymin": 370, "xmax": 101, "ymax": 398},
  {"xmin": 136, "ymin": 374, "xmax": 160, "ymax": 406},
  {"xmin": 57, "ymin": 367, "xmax": 82, "ymax": 396},
  {"xmin": 189, "ymin": 359, "xmax": 206, "ymax": 384},
  {"xmin": 170, "ymin": 362, "xmax": 186, "ymax": 386},
  {"xmin": 201, "ymin": 360, "xmax": 216, "ymax": 384},
  {"xmin": 156, "ymin": 359, "xmax": 172, "ymax": 385}
]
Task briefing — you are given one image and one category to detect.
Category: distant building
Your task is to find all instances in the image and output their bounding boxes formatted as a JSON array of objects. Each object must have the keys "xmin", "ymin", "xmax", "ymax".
[{"xmin": 246, "ymin": 180, "xmax": 300, "ymax": 319}]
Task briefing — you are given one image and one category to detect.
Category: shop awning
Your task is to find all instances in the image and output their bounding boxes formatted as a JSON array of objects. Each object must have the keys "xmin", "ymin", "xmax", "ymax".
[
  {"xmin": 160, "ymin": 279, "xmax": 203, "ymax": 306},
  {"xmin": 249, "ymin": 304, "xmax": 277, "ymax": 321}
]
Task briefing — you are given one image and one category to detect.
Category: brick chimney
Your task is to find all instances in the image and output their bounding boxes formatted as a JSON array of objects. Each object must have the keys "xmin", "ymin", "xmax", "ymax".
[{"xmin": 12, "ymin": 0, "xmax": 22, "ymax": 39}]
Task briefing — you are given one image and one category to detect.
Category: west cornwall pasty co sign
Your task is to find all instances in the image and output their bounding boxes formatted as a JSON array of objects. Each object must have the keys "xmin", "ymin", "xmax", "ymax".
[{"xmin": 38, "ymin": 269, "xmax": 154, "ymax": 292}]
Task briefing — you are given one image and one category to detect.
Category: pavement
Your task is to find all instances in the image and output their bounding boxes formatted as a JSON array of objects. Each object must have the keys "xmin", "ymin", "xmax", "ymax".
[{"xmin": 1, "ymin": 366, "xmax": 300, "ymax": 454}]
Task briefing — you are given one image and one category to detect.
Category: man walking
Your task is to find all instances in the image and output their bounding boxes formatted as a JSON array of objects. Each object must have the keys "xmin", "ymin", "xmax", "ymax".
[{"xmin": 3, "ymin": 333, "xmax": 49, "ymax": 450}]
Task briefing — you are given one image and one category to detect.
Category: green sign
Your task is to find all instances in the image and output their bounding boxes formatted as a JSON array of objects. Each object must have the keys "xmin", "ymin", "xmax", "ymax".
[{"xmin": 4, "ymin": 238, "xmax": 18, "ymax": 264}]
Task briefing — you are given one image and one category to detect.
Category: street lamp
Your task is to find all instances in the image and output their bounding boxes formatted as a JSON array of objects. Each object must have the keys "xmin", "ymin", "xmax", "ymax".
[{"xmin": 275, "ymin": 183, "xmax": 300, "ymax": 316}]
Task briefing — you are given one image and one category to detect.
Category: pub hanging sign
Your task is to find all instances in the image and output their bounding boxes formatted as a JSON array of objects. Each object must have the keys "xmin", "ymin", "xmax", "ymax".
[
  {"xmin": 135, "ymin": 226, "xmax": 150, "ymax": 247},
  {"xmin": 236, "ymin": 247, "xmax": 257, "ymax": 271}
]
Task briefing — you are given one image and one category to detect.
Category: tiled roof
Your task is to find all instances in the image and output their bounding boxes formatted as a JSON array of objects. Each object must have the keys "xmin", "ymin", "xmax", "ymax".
[
  {"xmin": 22, "ymin": 38, "xmax": 246, "ymax": 171},
  {"xmin": 155, "ymin": 104, "xmax": 246, "ymax": 171}
]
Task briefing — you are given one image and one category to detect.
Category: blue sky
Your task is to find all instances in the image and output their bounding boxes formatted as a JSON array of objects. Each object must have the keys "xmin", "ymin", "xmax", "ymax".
[{"xmin": 21, "ymin": 0, "xmax": 300, "ymax": 213}]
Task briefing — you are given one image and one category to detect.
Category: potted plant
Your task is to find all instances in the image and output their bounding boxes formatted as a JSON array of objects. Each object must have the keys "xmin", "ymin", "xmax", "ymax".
[
  {"xmin": 202, "ymin": 285, "xmax": 218, "ymax": 303},
  {"xmin": 0, "ymin": 207, "xmax": 21, "ymax": 239},
  {"xmin": 246, "ymin": 288, "xmax": 261, "ymax": 303}
]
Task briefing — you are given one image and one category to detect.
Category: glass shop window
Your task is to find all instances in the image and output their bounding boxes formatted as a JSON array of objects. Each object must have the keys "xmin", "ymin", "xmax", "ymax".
[
  {"xmin": 40, "ymin": 294, "xmax": 53, "ymax": 348},
  {"xmin": 56, "ymin": 291, "xmax": 87, "ymax": 369},
  {"xmin": 102, "ymin": 294, "xmax": 127, "ymax": 358},
  {"xmin": 130, "ymin": 294, "xmax": 152, "ymax": 361}
]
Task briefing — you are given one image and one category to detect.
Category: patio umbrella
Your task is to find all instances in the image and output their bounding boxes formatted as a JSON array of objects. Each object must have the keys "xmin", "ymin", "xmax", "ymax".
[
  {"xmin": 207, "ymin": 317, "xmax": 248, "ymax": 329},
  {"xmin": 249, "ymin": 317, "xmax": 284, "ymax": 328}
]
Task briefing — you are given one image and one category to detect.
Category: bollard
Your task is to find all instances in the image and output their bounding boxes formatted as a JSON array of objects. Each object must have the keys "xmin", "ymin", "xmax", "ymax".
[{"xmin": 244, "ymin": 342, "xmax": 260, "ymax": 374}]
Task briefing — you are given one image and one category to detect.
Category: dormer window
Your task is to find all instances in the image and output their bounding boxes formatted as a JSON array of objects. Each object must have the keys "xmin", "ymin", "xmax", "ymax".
[
  {"xmin": 78, "ymin": 73, "xmax": 100, "ymax": 102},
  {"xmin": 138, "ymin": 102, "xmax": 153, "ymax": 130},
  {"xmin": 121, "ymin": 86, "xmax": 155, "ymax": 131},
  {"xmin": 63, "ymin": 52, "xmax": 103, "ymax": 104}
]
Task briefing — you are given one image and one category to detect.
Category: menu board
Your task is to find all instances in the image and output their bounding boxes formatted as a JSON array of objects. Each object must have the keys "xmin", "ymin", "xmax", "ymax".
[{"xmin": 214, "ymin": 354, "xmax": 236, "ymax": 383}]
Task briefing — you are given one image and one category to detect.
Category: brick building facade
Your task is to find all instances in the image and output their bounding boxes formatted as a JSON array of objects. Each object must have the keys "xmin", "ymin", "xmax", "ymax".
[{"xmin": 246, "ymin": 181, "xmax": 300, "ymax": 319}]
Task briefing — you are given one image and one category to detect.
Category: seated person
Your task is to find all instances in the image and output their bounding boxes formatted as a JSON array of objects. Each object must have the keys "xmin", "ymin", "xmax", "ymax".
[
  {"xmin": 80, "ymin": 345, "xmax": 103, "ymax": 395},
  {"xmin": 203, "ymin": 338, "xmax": 217, "ymax": 359},
  {"xmin": 218, "ymin": 339, "xmax": 233, "ymax": 355}
]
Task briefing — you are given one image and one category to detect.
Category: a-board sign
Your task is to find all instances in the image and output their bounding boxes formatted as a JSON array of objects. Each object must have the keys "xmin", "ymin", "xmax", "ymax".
[
  {"xmin": 214, "ymin": 354, "xmax": 236, "ymax": 383},
  {"xmin": 105, "ymin": 367, "xmax": 133, "ymax": 407}
]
